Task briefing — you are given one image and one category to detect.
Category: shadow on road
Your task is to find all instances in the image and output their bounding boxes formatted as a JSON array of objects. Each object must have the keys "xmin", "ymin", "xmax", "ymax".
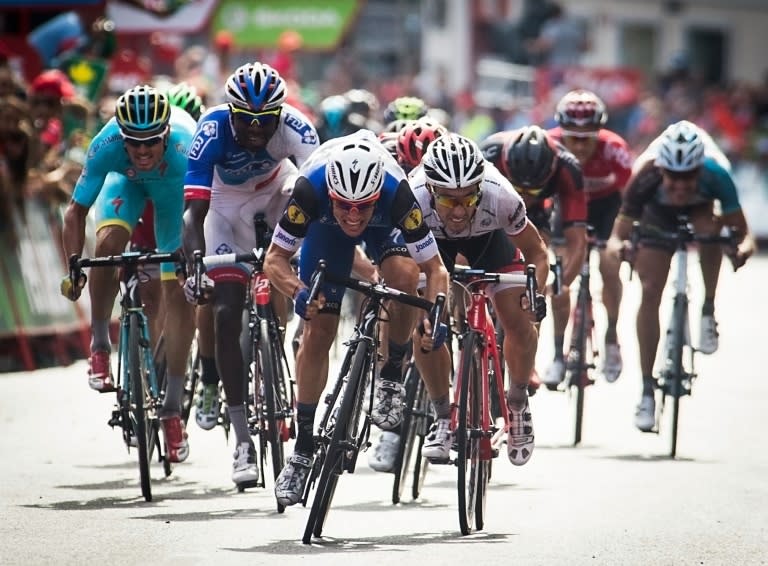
[{"xmin": 225, "ymin": 530, "xmax": 513, "ymax": 554}]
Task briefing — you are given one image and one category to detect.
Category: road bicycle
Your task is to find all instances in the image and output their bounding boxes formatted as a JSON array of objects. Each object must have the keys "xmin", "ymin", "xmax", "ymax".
[
  {"xmin": 191, "ymin": 232, "xmax": 295, "ymax": 506},
  {"xmin": 556, "ymin": 226, "xmax": 605, "ymax": 446},
  {"xmin": 69, "ymin": 251, "xmax": 177, "ymax": 502},
  {"xmin": 632, "ymin": 216, "xmax": 737, "ymax": 458},
  {"xmin": 441, "ymin": 265, "xmax": 537, "ymax": 535},
  {"xmin": 300, "ymin": 261, "xmax": 443, "ymax": 544}
]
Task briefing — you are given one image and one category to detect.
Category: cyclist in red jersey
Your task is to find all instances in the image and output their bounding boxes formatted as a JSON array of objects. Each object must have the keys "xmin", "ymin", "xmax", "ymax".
[
  {"xmin": 480, "ymin": 125, "xmax": 587, "ymax": 390},
  {"xmin": 549, "ymin": 89, "xmax": 633, "ymax": 384}
]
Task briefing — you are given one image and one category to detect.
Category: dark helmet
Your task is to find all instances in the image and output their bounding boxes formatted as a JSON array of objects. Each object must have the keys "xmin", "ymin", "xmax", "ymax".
[
  {"xmin": 115, "ymin": 85, "xmax": 170, "ymax": 135},
  {"xmin": 502, "ymin": 126, "xmax": 558, "ymax": 190}
]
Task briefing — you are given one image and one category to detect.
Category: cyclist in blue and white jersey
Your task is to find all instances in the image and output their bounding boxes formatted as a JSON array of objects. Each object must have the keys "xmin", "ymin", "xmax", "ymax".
[
  {"xmin": 181, "ymin": 61, "xmax": 319, "ymax": 488},
  {"xmin": 60, "ymin": 85, "xmax": 197, "ymax": 464},
  {"xmin": 606, "ymin": 121, "xmax": 755, "ymax": 431},
  {"xmin": 263, "ymin": 129, "xmax": 452, "ymax": 507}
]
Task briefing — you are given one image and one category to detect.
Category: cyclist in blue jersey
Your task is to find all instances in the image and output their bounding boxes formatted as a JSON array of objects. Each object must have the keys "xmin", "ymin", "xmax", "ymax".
[
  {"xmin": 60, "ymin": 85, "xmax": 197, "ymax": 463},
  {"xmin": 181, "ymin": 61, "xmax": 319, "ymax": 488},
  {"xmin": 606, "ymin": 121, "xmax": 755, "ymax": 431},
  {"xmin": 264, "ymin": 129, "xmax": 452, "ymax": 507}
]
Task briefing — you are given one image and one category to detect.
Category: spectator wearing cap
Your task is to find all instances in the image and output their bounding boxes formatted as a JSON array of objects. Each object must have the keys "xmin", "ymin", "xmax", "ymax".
[{"xmin": 28, "ymin": 69, "xmax": 75, "ymax": 153}]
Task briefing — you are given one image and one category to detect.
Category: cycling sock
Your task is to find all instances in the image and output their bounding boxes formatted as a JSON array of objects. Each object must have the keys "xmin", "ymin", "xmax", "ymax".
[
  {"xmin": 90, "ymin": 319, "xmax": 111, "ymax": 352},
  {"xmin": 380, "ymin": 340, "xmax": 408, "ymax": 382},
  {"xmin": 702, "ymin": 298, "xmax": 715, "ymax": 316},
  {"xmin": 554, "ymin": 335, "xmax": 565, "ymax": 360},
  {"xmin": 161, "ymin": 375, "xmax": 184, "ymax": 415},
  {"xmin": 296, "ymin": 402, "xmax": 317, "ymax": 455},
  {"xmin": 642, "ymin": 375, "xmax": 656, "ymax": 397},
  {"xmin": 228, "ymin": 404, "xmax": 252, "ymax": 447},
  {"xmin": 605, "ymin": 319, "xmax": 618, "ymax": 344},
  {"xmin": 431, "ymin": 393, "xmax": 451, "ymax": 419},
  {"xmin": 200, "ymin": 355, "xmax": 219, "ymax": 386},
  {"xmin": 507, "ymin": 383, "xmax": 528, "ymax": 411}
]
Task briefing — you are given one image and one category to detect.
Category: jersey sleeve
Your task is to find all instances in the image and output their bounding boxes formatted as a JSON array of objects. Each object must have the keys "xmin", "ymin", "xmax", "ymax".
[
  {"xmin": 183, "ymin": 118, "xmax": 223, "ymax": 201},
  {"xmin": 620, "ymin": 160, "xmax": 660, "ymax": 220},
  {"xmin": 271, "ymin": 176, "xmax": 318, "ymax": 252},
  {"xmin": 71, "ymin": 128, "xmax": 121, "ymax": 208},
  {"xmin": 555, "ymin": 157, "xmax": 587, "ymax": 226},
  {"xmin": 390, "ymin": 180, "xmax": 439, "ymax": 263}
]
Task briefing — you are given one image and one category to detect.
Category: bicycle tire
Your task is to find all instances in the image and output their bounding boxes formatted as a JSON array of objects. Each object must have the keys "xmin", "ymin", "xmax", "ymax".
[
  {"xmin": 392, "ymin": 359, "xmax": 420, "ymax": 504},
  {"xmin": 180, "ymin": 335, "xmax": 201, "ymax": 427},
  {"xmin": 569, "ymin": 285, "xmax": 590, "ymax": 447},
  {"xmin": 259, "ymin": 318, "xmax": 287, "ymax": 512},
  {"xmin": 668, "ymin": 294, "xmax": 687, "ymax": 458},
  {"xmin": 304, "ymin": 341, "xmax": 370, "ymax": 543},
  {"xmin": 457, "ymin": 330, "xmax": 482, "ymax": 536},
  {"xmin": 129, "ymin": 315, "xmax": 152, "ymax": 502}
]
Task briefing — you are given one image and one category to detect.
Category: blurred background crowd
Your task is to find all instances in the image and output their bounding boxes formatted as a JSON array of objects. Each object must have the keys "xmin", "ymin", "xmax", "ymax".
[{"xmin": 1, "ymin": 0, "xmax": 768, "ymax": 371}]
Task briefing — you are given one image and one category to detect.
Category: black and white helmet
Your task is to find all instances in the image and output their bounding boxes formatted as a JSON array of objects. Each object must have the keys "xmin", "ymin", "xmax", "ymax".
[
  {"xmin": 654, "ymin": 120, "xmax": 706, "ymax": 172},
  {"xmin": 423, "ymin": 133, "xmax": 485, "ymax": 189},
  {"xmin": 326, "ymin": 139, "xmax": 385, "ymax": 203}
]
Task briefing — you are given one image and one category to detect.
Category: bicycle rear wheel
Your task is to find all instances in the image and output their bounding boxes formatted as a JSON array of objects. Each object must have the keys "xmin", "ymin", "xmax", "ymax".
[
  {"xmin": 128, "ymin": 315, "xmax": 152, "ymax": 502},
  {"xmin": 568, "ymin": 289, "xmax": 590, "ymax": 446},
  {"xmin": 457, "ymin": 330, "xmax": 482, "ymax": 535},
  {"xmin": 304, "ymin": 342, "xmax": 370, "ymax": 543},
  {"xmin": 180, "ymin": 334, "xmax": 201, "ymax": 427},
  {"xmin": 393, "ymin": 359, "xmax": 420, "ymax": 504}
]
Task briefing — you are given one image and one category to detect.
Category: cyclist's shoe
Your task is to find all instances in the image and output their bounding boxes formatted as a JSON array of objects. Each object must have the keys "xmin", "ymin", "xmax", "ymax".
[
  {"xmin": 195, "ymin": 383, "xmax": 220, "ymax": 431},
  {"xmin": 160, "ymin": 415, "xmax": 189, "ymax": 463},
  {"xmin": 88, "ymin": 350, "xmax": 116, "ymax": 393},
  {"xmin": 698, "ymin": 315, "xmax": 719, "ymax": 355},
  {"xmin": 371, "ymin": 379, "xmax": 405, "ymax": 430},
  {"xmin": 634, "ymin": 395, "xmax": 656, "ymax": 432},
  {"xmin": 601, "ymin": 343, "xmax": 623, "ymax": 383},
  {"xmin": 368, "ymin": 431, "xmax": 400, "ymax": 473},
  {"xmin": 232, "ymin": 442, "xmax": 259, "ymax": 486},
  {"xmin": 507, "ymin": 401, "xmax": 534, "ymax": 466},
  {"xmin": 274, "ymin": 452, "xmax": 313, "ymax": 507},
  {"xmin": 422, "ymin": 418, "xmax": 452, "ymax": 461},
  {"xmin": 542, "ymin": 359, "xmax": 565, "ymax": 390}
]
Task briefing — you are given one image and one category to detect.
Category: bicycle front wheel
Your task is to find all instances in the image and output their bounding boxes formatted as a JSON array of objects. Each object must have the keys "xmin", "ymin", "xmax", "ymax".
[
  {"xmin": 667, "ymin": 294, "xmax": 687, "ymax": 458},
  {"xmin": 128, "ymin": 315, "xmax": 152, "ymax": 502},
  {"xmin": 304, "ymin": 341, "xmax": 370, "ymax": 543},
  {"xmin": 457, "ymin": 330, "xmax": 482, "ymax": 535},
  {"xmin": 259, "ymin": 318, "xmax": 288, "ymax": 512},
  {"xmin": 393, "ymin": 359, "xmax": 420, "ymax": 504}
]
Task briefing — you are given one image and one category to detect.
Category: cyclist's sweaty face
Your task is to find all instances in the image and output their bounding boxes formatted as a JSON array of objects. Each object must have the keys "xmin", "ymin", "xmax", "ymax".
[
  {"xmin": 661, "ymin": 168, "xmax": 700, "ymax": 206},
  {"xmin": 230, "ymin": 106, "xmax": 281, "ymax": 152},
  {"xmin": 431, "ymin": 183, "xmax": 481, "ymax": 234},
  {"xmin": 331, "ymin": 198, "xmax": 377, "ymax": 237},
  {"xmin": 561, "ymin": 128, "xmax": 599, "ymax": 164},
  {"xmin": 122, "ymin": 130, "xmax": 168, "ymax": 171}
]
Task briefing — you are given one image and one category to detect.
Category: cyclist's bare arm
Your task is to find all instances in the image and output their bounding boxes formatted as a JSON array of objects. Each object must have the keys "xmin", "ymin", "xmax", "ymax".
[
  {"xmin": 182, "ymin": 199, "xmax": 209, "ymax": 268},
  {"xmin": 416, "ymin": 253, "xmax": 449, "ymax": 305},
  {"xmin": 510, "ymin": 220, "xmax": 549, "ymax": 291},
  {"xmin": 559, "ymin": 223, "xmax": 588, "ymax": 287},
  {"xmin": 720, "ymin": 209, "xmax": 756, "ymax": 269},
  {"xmin": 264, "ymin": 243, "xmax": 306, "ymax": 301},
  {"xmin": 61, "ymin": 200, "xmax": 89, "ymax": 259}
]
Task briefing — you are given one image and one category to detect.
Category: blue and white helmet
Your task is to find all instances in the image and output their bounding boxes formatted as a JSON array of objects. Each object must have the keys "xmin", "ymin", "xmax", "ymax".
[
  {"xmin": 654, "ymin": 120, "xmax": 706, "ymax": 172},
  {"xmin": 224, "ymin": 62, "xmax": 287, "ymax": 112}
]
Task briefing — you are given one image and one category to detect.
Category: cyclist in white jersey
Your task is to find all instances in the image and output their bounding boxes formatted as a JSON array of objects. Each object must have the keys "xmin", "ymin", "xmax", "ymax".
[{"xmin": 182, "ymin": 62, "xmax": 319, "ymax": 488}]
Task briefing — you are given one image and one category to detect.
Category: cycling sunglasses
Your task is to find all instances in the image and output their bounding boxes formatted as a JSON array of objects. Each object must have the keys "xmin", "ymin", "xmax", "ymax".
[
  {"xmin": 561, "ymin": 129, "xmax": 599, "ymax": 139},
  {"xmin": 432, "ymin": 190, "xmax": 481, "ymax": 209},
  {"xmin": 331, "ymin": 197, "xmax": 377, "ymax": 213},
  {"xmin": 121, "ymin": 129, "xmax": 167, "ymax": 148},
  {"xmin": 230, "ymin": 105, "xmax": 282, "ymax": 128},
  {"xmin": 662, "ymin": 168, "xmax": 700, "ymax": 181}
]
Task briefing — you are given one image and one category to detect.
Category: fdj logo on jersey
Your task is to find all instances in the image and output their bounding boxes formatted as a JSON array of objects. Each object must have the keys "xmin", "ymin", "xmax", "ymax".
[{"xmin": 189, "ymin": 121, "xmax": 218, "ymax": 160}]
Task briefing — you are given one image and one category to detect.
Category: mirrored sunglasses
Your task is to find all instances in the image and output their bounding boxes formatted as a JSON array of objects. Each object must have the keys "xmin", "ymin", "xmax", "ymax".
[
  {"xmin": 121, "ymin": 130, "xmax": 167, "ymax": 148},
  {"xmin": 332, "ymin": 198, "xmax": 377, "ymax": 213},
  {"xmin": 230, "ymin": 105, "xmax": 282, "ymax": 128},
  {"xmin": 432, "ymin": 191, "xmax": 481, "ymax": 208},
  {"xmin": 662, "ymin": 168, "xmax": 700, "ymax": 181},
  {"xmin": 561, "ymin": 129, "xmax": 599, "ymax": 139}
]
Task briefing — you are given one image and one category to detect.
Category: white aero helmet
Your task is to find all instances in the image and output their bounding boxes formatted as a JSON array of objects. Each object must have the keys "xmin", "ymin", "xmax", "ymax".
[
  {"xmin": 423, "ymin": 133, "xmax": 485, "ymax": 189},
  {"xmin": 326, "ymin": 139, "xmax": 385, "ymax": 203},
  {"xmin": 654, "ymin": 120, "xmax": 706, "ymax": 172}
]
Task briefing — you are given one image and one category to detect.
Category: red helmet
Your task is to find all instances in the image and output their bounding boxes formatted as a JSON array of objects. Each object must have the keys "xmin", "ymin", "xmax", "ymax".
[
  {"xmin": 396, "ymin": 117, "xmax": 448, "ymax": 168},
  {"xmin": 554, "ymin": 89, "xmax": 607, "ymax": 129}
]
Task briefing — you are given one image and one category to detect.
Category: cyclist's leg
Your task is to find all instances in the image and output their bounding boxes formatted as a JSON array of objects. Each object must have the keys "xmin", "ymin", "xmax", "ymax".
[
  {"xmin": 87, "ymin": 176, "xmax": 144, "ymax": 389},
  {"xmin": 690, "ymin": 203, "xmax": 721, "ymax": 353},
  {"xmin": 194, "ymin": 304, "xmax": 220, "ymax": 429}
]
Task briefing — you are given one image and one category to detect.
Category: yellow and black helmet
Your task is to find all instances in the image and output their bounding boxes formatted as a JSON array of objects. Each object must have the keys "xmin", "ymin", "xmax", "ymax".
[{"xmin": 115, "ymin": 85, "xmax": 170, "ymax": 135}]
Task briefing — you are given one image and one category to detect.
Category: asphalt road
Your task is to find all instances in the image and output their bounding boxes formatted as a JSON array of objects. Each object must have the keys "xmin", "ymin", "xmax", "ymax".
[{"xmin": 2, "ymin": 252, "xmax": 767, "ymax": 566}]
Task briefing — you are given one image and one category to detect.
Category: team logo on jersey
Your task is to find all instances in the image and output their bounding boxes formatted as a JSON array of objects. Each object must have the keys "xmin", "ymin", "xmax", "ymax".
[
  {"xmin": 189, "ymin": 120, "xmax": 218, "ymax": 160},
  {"xmin": 401, "ymin": 203, "xmax": 423, "ymax": 232},
  {"xmin": 302, "ymin": 130, "xmax": 318, "ymax": 145},
  {"xmin": 286, "ymin": 200, "xmax": 308, "ymax": 225}
]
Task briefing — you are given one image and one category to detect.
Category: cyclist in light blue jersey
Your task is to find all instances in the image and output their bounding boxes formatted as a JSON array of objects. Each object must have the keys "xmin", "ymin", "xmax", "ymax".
[
  {"xmin": 61, "ymin": 85, "xmax": 197, "ymax": 464},
  {"xmin": 182, "ymin": 61, "xmax": 320, "ymax": 488}
]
